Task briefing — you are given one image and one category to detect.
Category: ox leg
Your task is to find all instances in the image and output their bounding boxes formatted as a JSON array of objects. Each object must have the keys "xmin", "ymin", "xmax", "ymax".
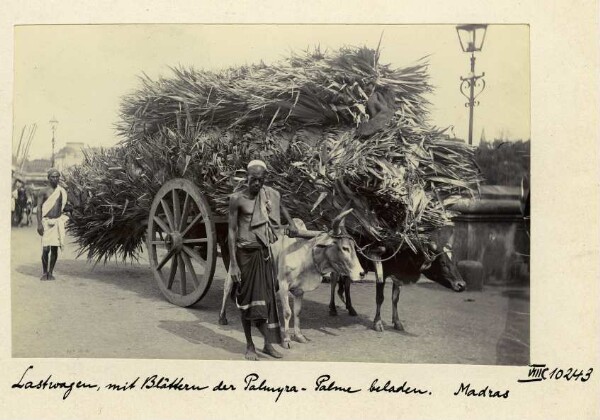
[
  {"xmin": 343, "ymin": 276, "xmax": 358, "ymax": 316},
  {"xmin": 390, "ymin": 276, "xmax": 405, "ymax": 331},
  {"xmin": 218, "ymin": 273, "xmax": 233, "ymax": 325},
  {"xmin": 278, "ymin": 283, "xmax": 293, "ymax": 349},
  {"xmin": 291, "ymin": 289, "xmax": 309, "ymax": 343},
  {"xmin": 337, "ymin": 275, "xmax": 346, "ymax": 304},
  {"xmin": 329, "ymin": 272, "xmax": 338, "ymax": 316},
  {"xmin": 373, "ymin": 278, "xmax": 386, "ymax": 332}
]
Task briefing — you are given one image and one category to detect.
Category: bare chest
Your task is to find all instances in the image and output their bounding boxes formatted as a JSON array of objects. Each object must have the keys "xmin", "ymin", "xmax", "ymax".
[{"xmin": 238, "ymin": 195, "xmax": 255, "ymax": 216}]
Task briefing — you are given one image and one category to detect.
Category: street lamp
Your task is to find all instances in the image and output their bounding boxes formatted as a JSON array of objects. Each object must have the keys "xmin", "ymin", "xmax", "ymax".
[
  {"xmin": 49, "ymin": 116, "xmax": 58, "ymax": 167},
  {"xmin": 456, "ymin": 24, "xmax": 488, "ymax": 145}
]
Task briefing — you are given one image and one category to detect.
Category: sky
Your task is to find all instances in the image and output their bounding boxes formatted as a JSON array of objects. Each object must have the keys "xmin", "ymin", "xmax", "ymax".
[{"xmin": 13, "ymin": 24, "xmax": 529, "ymax": 160}]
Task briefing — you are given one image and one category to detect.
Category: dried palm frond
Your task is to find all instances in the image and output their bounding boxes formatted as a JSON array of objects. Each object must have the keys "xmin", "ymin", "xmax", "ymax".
[{"xmin": 65, "ymin": 45, "xmax": 480, "ymax": 262}]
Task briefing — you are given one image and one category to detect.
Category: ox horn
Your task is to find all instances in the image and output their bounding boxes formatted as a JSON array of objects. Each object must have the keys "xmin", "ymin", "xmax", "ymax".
[{"xmin": 332, "ymin": 207, "xmax": 354, "ymax": 235}]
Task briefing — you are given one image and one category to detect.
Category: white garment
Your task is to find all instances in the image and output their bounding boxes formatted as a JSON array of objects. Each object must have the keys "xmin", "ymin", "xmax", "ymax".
[
  {"xmin": 42, "ymin": 215, "xmax": 69, "ymax": 248},
  {"xmin": 41, "ymin": 186, "xmax": 68, "ymax": 249},
  {"xmin": 42, "ymin": 186, "xmax": 67, "ymax": 217}
]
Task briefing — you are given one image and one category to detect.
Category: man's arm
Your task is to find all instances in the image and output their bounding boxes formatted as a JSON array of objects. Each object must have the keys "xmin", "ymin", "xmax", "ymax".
[
  {"xmin": 280, "ymin": 203, "xmax": 298, "ymax": 237},
  {"xmin": 62, "ymin": 187, "xmax": 74, "ymax": 215},
  {"xmin": 36, "ymin": 190, "xmax": 46, "ymax": 236},
  {"xmin": 227, "ymin": 194, "xmax": 241, "ymax": 283}
]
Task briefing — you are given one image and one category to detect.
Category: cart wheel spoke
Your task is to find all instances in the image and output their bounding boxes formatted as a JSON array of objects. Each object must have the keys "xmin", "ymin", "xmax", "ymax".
[
  {"xmin": 150, "ymin": 240, "xmax": 167, "ymax": 246},
  {"xmin": 153, "ymin": 216, "xmax": 171, "ymax": 235},
  {"xmin": 182, "ymin": 245, "xmax": 207, "ymax": 268},
  {"xmin": 178, "ymin": 255, "xmax": 187, "ymax": 295},
  {"xmin": 181, "ymin": 213, "xmax": 203, "ymax": 237},
  {"xmin": 160, "ymin": 199, "xmax": 176, "ymax": 231},
  {"xmin": 156, "ymin": 248, "xmax": 176, "ymax": 271},
  {"xmin": 167, "ymin": 256, "xmax": 178, "ymax": 290},
  {"xmin": 172, "ymin": 190, "xmax": 181, "ymax": 229},
  {"xmin": 181, "ymin": 252, "xmax": 199, "ymax": 288},
  {"xmin": 179, "ymin": 193, "xmax": 190, "ymax": 231}
]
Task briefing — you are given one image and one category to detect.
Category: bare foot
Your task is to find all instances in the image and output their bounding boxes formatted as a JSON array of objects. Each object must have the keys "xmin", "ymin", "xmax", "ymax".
[
  {"xmin": 48, "ymin": 273, "xmax": 56, "ymax": 281},
  {"xmin": 245, "ymin": 344, "xmax": 259, "ymax": 361},
  {"xmin": 40, "ymin": 273, "xmax": 49, "ymax": 281},
  {"xmin": 262, "ymin": 344, "xmax": 283, "ymax": 359}
]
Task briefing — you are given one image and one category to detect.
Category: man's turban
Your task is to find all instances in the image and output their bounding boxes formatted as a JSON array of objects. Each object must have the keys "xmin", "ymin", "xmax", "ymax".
[
  {"xmin": 247, "ymin": 160, "xmax": 267, "ymax": 170},
  {"xmin": 47, "ymin": 168, "xmax": 60, "ymax": 178}
]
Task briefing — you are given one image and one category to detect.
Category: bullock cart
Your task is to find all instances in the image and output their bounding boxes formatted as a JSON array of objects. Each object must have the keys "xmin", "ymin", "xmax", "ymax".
[
  {"xmin": 65, "ymin": 46, "xmax": 481, "ymax": 312},
  {"xmin": 146, "ymin": 177, "xmax": 321, "ymax": 307}
]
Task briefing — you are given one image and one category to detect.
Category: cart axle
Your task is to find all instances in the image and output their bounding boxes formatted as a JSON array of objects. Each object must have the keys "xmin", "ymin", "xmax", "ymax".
[{"xmin": 165, "ymin": 231, "xmax": 184, "ymax": 252}]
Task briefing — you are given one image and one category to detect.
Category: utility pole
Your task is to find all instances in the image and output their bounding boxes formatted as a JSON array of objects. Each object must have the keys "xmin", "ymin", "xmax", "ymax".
[{"xmin": 50, "ymin": 116, "xmax": 58, "ymax": 167}]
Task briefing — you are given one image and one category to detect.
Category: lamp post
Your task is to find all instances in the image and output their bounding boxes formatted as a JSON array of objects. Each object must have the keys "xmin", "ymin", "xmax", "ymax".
[
  {"xmin": 49, "ymin": 116, "xmax": 58, "ymax": 167},
  {"xmin": 456, "ymin": 24, "xmax": 488, "ymax": 146}
]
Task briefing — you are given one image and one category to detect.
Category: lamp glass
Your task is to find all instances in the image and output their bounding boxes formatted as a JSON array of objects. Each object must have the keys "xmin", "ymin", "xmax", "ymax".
[
  {"xmin": 456, "ymin": 24, "xmax": 487, "ymax": 53},
  {"xmin": 473, "ymin": 26, "xmax": 487, "ymax": 51}
]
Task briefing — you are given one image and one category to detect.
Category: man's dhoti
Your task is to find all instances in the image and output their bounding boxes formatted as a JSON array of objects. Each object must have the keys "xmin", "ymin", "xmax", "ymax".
[
  {"xmin": 41, "ymin": 215, "xmax": 68, "ymax": 249},
  {"xmin": 233, "ymin": 243, "xmax": 281, "ymax": 344}
]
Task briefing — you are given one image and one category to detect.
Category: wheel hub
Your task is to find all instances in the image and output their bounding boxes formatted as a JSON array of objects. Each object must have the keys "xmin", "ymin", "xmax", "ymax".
[{"xmin": 166, "ymin": 231, "xmax": 183, "ymax": 252}]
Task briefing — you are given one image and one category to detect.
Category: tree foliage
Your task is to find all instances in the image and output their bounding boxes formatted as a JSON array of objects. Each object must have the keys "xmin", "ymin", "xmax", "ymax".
[{"xmin": 475, "ymin": 139, "xmax": 530, "ymax": 186}]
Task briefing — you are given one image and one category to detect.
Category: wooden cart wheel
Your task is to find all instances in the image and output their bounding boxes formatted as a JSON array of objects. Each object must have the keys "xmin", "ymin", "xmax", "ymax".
[{"xmin": 146, "ymin": 178, "xmax": 217, "ymax": 307}]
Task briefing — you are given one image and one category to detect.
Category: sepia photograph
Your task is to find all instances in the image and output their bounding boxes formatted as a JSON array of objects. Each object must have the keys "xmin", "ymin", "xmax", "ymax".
[{"xmin": 11, "ymin": 24, "xmax": 530, "ymax": 365}]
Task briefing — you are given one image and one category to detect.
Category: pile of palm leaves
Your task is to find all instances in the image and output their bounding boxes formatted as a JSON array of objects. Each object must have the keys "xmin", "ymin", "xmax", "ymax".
[{"xmin": 65, "ymin": 45, "xmax": 480, "ymax": 262}]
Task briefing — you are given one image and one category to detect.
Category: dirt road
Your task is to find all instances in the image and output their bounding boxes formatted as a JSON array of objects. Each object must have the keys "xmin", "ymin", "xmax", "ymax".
[{"xmin": 11, "ymin": 225, "xmax": 529, "ymax": 364}]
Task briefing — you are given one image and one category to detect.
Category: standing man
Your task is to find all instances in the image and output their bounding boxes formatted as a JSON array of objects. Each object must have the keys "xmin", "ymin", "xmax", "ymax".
[
  {"xmin": 11, "ymin": 180, "xmax": 20, "ymax": 225},
  {"xmin": 11, "ymin": 179, "xmax": 26, "ymax": 226},
  {"xmin": 228, "ymin": 159, "xmax": 298, "ymax": 360},
  {"xmin": 37, "ymin": 168, "xmax": 69, "ymax": 281}
]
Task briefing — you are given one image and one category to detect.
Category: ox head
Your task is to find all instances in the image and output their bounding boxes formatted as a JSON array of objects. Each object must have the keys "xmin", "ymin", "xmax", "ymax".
[
  {"xmin": 420, "ymin": 236, "xmax": 466, "ymax": 292},
  {"xmin": 318, "ymin": 208, "xmax": 365, "ymax": 281}
]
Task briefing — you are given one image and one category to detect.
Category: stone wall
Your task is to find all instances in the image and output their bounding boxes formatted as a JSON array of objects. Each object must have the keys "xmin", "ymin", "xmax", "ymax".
[{"xmin": 442, "ymin": 197, "xmax": 530, "ymax": 287}]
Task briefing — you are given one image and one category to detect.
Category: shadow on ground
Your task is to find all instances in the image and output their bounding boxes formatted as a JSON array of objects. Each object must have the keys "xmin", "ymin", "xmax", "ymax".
[
  {"xmin": 17, "ymin": 257, "xmax": 377, "ymax": 347},
  {"xmin": 16, "ymin": 260, "xmax": 163, "ymax": 302},
  {"xmin": 185, "ymin": 286, "xmax": 376, "ymax": 335}
]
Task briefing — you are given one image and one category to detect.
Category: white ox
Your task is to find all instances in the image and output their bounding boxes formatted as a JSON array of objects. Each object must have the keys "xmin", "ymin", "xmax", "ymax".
[{"xmin": 219, "ymin": 209, "xmax": 364, "ymax": 348}]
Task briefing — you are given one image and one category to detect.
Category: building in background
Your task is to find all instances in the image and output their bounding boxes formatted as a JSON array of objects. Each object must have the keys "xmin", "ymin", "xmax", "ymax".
[
  {"xmin": 54, "ymin": 142, "xmax": 86, "ymax": 172},
  {"xmin": 13, "ymin": 142, "xmax": 90, "ymax": 190},
  {"xmin": 18, "ymin": 158, "xmax": 51, "ymax": 188}
]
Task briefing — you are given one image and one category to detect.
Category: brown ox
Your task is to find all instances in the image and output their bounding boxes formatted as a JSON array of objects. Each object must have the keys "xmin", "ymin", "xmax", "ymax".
[{"xmin": 219, "ymin": 209, "xmax": 364, "ymax": 348}]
